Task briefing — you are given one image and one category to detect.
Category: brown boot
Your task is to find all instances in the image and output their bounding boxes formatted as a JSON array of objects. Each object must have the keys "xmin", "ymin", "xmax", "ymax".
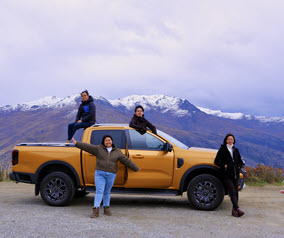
[
  {"xmin": 236, "ymin": 208, "xmax": 245, "ymax": 217},
  {"xmin": 232, "ymin": 208, "xmax": 238, "ymax": 217},
  {"xmin": 104, "ymin": 206, "xmax": 112, "ymax": 216},
  {"xmin": 91, "ymin": 207, "xmax": 99, "ymax": 218}
]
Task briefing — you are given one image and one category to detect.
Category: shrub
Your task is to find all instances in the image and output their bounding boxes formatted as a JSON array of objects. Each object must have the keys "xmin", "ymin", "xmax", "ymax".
[
  {"xmin": 0, "ymin": 162, "xmax": 12, "ymax": 182},
  {"xmin": 246, "ymin": 164, "xmax": 284, "ymax": 184}
]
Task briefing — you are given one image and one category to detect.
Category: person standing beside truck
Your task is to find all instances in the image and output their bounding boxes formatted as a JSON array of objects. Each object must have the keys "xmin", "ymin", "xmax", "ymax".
[
  {"xmin": 66, "ymin": 90, "xmax": 96, "ymax": 143},
  {"xmin": 214, "ymin": 133, "xmax": 245, "ymax": 217},
  {"xmin": 129, "ymin": 105, "xmax": 157, "ymax": 135},
  {"xmin": 72, "ymin": 135, "xmax": 141, "ymax": 218}
]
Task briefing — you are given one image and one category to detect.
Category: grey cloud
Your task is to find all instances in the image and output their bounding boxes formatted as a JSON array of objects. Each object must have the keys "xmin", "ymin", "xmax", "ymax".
[{"xmin": 0, "ymin": 1, "xmax": 284, "ymax": 116}]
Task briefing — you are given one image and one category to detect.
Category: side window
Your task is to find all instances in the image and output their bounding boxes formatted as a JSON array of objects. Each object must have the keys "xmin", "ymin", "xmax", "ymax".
[
  {"xmin": 127, "ymin": 129, "xmax": 164, "ymax": 151},
  {"xmin": 90, "ymin": 130, "xmax": 126, "ymax": 149},
  {"xmin": 73, "ymin": 128, "xmax": 85, "ymax": 141}
]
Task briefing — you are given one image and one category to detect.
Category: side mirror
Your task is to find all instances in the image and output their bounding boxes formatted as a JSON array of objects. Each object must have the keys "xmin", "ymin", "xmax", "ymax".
[
  {"xmin": 242, "ymin": 159, "xmax": 246, "ymax": 168},
  {"xmin": 164, "ymin": 142, "xmax": 173, "ymax": 152}
]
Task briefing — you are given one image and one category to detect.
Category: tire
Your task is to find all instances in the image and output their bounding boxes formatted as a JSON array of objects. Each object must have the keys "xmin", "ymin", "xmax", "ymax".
[
  {"xmin": 74, "ymin": 189, "xmax": 89, "ymax": 198},
  {"xmin": 187, "ymin": 174, "xmax": 224, "ymax": 211},
  {"xmin": 40, "ymin": 172, "xmax": 75, "ymax": 206}
]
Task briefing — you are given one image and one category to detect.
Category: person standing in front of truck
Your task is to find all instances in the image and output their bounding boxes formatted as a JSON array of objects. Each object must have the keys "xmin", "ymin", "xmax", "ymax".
[
  {"xmin": 72, "ymin": 135, "xmax": 141, "ymax": 218},
  {"xmin": 214, "ymin": 133, "xmax": 245, "ymax": 217},
  {"xmin": 129, "ymin": 105, "xmax": 157, "ymax": 135},
  {"xmin": 66, "ymin": 90, "xmax": 96, "ymax": 143}
]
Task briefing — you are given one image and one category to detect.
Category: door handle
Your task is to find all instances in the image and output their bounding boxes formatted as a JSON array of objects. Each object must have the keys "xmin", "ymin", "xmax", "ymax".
[
  {"xmin": 87, "ymin": 153, "xmax": 95, "ymax": 156},
  {"xmin": 132, "ymin": 154, "xmax": 144, "ymax": 159}
]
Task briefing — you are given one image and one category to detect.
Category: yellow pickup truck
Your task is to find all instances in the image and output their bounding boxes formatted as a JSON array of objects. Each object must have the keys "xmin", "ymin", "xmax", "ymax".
[{"xmin": 10, "ymin": 124, "xmax": 245, "ymax": 210}]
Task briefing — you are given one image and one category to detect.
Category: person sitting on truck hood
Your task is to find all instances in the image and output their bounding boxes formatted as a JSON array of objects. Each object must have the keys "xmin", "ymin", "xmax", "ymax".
[
  {"xmin": 129, "ymin": 105, "xmax": 157, "ymax": 135},
  {"xmin": 66, "ymin": 90, "xmax": 96, "ymax": 143},
  {"xmin": 72, "ymin": 135, "xmax": 141, "ymax": 218}
]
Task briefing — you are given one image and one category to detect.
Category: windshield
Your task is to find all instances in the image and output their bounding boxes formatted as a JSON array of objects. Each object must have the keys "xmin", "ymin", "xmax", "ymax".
[{"xmin": 157, "ymin": 130, "xmax": 189, "ymax": 150}]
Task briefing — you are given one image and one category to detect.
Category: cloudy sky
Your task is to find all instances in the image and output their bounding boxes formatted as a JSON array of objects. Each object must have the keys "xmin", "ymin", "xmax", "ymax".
[{"xmin": 0, "ymin": 0, "xmax": 283, "ymax": 116}]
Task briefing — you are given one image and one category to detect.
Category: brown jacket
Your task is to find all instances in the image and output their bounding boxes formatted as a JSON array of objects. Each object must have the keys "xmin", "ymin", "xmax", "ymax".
[{"xmin": 75, "ymin": 141, "xmax": 139, "ymax": 173}]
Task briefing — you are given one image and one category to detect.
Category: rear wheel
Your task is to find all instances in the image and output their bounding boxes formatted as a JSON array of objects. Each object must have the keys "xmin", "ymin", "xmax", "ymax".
[
  {"xmin": 40, "ymin": 172, "xmax": 75, "ymax": 206},
  {"xmin": 187, "ymin": 174, "xmax": 224, "ymax": 210}
]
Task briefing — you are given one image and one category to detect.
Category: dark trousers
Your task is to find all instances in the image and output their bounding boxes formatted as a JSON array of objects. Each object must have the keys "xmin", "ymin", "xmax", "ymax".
[
  {"xmin": 68, "ymin": 122, "xmax": 93, "ymax": 140},
  {"xmin": 224, "ymin": 177, "xmax": 239, "ymax": 209}
]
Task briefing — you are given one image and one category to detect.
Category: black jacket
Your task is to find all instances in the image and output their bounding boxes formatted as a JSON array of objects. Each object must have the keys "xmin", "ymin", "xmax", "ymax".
[
  {"xmin": 214, "ymin": 144, "xmax": 244, "ymax": 179},
  {"xmin": 129, "ymin": 114, "xmax": 157, "ymax": 135},
  {"xmin": 75, "ymin": 96, "xmax": 96, "ymax": 124}
]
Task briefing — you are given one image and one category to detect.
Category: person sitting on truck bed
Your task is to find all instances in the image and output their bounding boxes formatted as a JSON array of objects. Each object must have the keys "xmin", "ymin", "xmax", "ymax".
[
  {"xmin": 66, "ymin": 90, "xmax": 96, "ymax": 143},
  {"xmin": 72, "ymin": 135, "xmax": 141, "ymax": 218},
  {"xmin": 129, "ymin": 105, "xmax": 157, "ymax": 135}
]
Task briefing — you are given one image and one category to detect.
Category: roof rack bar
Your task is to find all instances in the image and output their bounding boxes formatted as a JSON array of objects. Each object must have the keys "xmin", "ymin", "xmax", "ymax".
[{"xmin": 91, "ymin": 123, "xmax": 129, "ymax": 127}]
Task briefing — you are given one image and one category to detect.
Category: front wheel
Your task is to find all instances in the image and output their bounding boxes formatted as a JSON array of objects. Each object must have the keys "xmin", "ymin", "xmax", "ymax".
[
  {"xmin": 40, "ymin": 172, "xmax": 75, "ymax": 206},
  {"xmin": 187, "ymin": 174, "xmax": 224, "ymax": 210}
]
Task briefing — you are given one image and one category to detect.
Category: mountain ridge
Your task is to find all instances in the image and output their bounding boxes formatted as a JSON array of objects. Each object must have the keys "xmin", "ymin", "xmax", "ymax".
[
  {"xmin": 1, "ymin": 94, "xmax": 284, "ymax": 124},
  {"xmin": 1, "ymin": 94, "xmax": 284, "ymax": 169}
]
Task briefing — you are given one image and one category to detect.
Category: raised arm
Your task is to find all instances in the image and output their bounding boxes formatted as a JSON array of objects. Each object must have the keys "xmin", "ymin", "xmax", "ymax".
[
  {"xmin": 118, "ymin": 151, "xmax": 140, "ymax": 172},
  {"xmin": 75, "ymin": 141, "xmax": 99, "ymax": 156}
]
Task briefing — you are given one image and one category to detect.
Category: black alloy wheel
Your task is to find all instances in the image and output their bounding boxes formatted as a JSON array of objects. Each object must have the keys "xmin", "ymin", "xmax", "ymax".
[
  {"xmin": 40, "ymin": 172, "xmax": 75, "ymax": 206},
  {"xmin": 187, "ymin": 174, "xmax": 224, "ymax": 210}
]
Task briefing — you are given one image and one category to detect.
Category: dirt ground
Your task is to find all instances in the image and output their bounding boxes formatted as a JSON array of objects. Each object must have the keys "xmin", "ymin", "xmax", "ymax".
[{"xmin": 0, "ymin": 182, "xmax": 283, "ymax": 238}]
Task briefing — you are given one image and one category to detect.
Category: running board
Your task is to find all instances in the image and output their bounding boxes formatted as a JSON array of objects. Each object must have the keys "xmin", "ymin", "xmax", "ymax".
[{"xmin": 85, "ymin": 187, "xmax": 181, "ymax": 196}]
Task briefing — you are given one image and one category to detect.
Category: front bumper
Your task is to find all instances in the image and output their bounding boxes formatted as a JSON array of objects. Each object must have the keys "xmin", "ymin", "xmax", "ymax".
[{"xmin": 239, "ymin": 168, "xmax": 246, "ymax": 191}]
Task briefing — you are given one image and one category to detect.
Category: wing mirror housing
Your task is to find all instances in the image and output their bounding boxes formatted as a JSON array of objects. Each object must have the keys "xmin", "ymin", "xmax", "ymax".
[
  {"xmin": 164, "ymin": 142, "xmax": 173, "ymax": 152},
  {"xmin": 242, "ymin": 159, "xmax": 246, "ymax": 168}
]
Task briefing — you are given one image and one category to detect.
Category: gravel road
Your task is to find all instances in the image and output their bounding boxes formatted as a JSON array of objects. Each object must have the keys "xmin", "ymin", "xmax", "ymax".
[{"xmin": 0, "ymin": 182, "xmax": 283, "ymax": 238}]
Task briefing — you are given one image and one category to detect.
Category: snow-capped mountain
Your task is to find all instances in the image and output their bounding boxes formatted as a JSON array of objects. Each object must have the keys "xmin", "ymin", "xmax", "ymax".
[
  {"xmin": 109, "ymin": 94, "xmax": 197, "ymax": 117},
  {"xmin": 1, "ymin": 94, "xmax": 283, "ymax": 123},
  {"xmin": 0, "ymin": 95, "xmax": 109, "ymax": 112},
  {"xmin": 198, "ymin": 107, "xmax": 284, "ymax": 123},
  {"xmin": 1, "ymin": 93, "xmax": 284, "ymax": 169},
  {"xmin": 0, "ymin": 95, "xmax": 78, "ymax": 112},
  {"xmin": 0, "ymin": 94, "xmax": 197, "ymax": 118}
]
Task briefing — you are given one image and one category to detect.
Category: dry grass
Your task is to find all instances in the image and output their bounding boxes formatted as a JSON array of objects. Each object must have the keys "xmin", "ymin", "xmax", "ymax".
[
  {"xmin": 0, "ymin": 162, "xmax": 11, "ymax": 182},
  {"xmin": 246, "ymin": 164, "xmax": 284, "ymax": 185}
]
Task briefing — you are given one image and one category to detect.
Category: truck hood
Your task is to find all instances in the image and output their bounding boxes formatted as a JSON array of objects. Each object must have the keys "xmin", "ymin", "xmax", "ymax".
[{"xmin": 187, "ymin": 147, "xmax": 218, "ymax": 153}]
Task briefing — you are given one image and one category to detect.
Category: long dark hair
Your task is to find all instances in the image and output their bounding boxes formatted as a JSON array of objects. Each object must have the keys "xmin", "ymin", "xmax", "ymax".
[{"xmin": 223, "ymin": 133, "xmax": 235, "ymax": 145}]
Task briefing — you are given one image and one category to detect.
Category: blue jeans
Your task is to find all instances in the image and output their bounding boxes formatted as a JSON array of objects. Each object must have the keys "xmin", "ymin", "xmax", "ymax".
[
  {"xmin": 67, "ymin": 122, "xmax": 93, "ymax": 140},
  {"xmin": 94, "ymin": 170, "xmax": 116, "ymax": 208}
]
